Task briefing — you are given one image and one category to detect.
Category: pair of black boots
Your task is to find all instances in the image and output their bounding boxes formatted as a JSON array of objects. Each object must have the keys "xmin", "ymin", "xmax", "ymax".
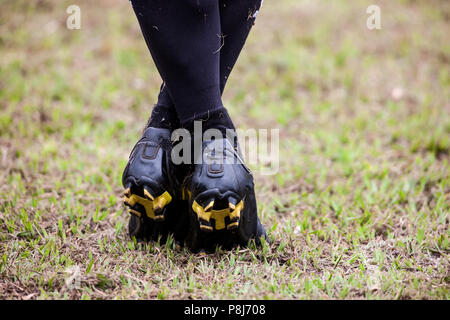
[{"xmin": 122, "ymin": 118, "xmax": 268, "ymax": 253}]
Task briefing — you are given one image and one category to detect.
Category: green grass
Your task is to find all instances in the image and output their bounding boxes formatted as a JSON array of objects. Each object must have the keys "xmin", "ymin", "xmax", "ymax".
[{"xmin": 0, "ymin": 0, "xmax": 449, "ymax": 299}]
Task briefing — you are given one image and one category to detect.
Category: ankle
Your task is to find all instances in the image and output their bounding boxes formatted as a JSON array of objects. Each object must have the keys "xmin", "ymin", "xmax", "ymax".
[
  {"xmin": 181, "ymin": 106, "xmax": 235, "ymax": 136},
  {"xmin": 145, "ymin": 104, "xmax": 180, "ymax": 131}
]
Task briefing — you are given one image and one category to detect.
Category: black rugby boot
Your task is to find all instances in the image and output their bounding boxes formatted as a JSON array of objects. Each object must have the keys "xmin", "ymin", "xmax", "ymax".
[
  {"xmin": 122, "ymin": 126, "xmax": 187, "ymax": 243},
  {"xmin": 182, "ymin": 137, "xmax": 268, "ymax": 252}
]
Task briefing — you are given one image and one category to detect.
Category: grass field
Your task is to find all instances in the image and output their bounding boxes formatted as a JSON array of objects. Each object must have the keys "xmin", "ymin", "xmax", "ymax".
[{"xmin": 0, "ymin": 0, "xmax": 449, "ymax": 299}]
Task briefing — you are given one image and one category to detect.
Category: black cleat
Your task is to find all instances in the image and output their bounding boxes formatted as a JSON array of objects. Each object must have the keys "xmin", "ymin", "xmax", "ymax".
[
  {"xmin": 122, "ymin": 127, "xmax": 188, "ymax": 243},
  {"xmin": 182, "ymin": 138, "xmax": 268, "ymax": 252}
]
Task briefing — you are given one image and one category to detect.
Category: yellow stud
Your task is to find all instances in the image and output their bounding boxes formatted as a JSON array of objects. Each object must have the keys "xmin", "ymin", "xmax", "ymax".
[
  {"xmin": 229, "ymin": 200, "xmax": 244, "ymax": 221},
  {"xmin": 204, "ymin": 200, "xmax": 214, "ymax": 212},
  {"xmin": 200, "ymin": 225, "xmax": 213, "ymax": 232},
  {"xmin": 124, "ymin": 194, "xmax": 154, "ymax": 219},
  {"xmin": 143, "ymin": 188, "xmax": 154, "ymax": 200},
  {"xmin": 192, "ymin": 200, "xmax": 211, "ymax": 222},
  {"xmin": 128, "ymin": 209, "xmax": 141, "ymax": 217},
  {"xmin": 153, "ymin": 191, "xmax": 172, "ymax": 210},
  {"xmin": 227, "ymin": 221, "xmax": 239, "ymax": 230}
]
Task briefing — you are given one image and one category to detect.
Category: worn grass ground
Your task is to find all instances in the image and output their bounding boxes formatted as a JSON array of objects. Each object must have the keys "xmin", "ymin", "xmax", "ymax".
[{"xmin": 0, "ymin": 0, "xmax": 449, "ymax": 299}]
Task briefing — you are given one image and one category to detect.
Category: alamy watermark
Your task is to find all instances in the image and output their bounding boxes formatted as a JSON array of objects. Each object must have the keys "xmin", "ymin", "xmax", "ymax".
[
  {"xmin": 64, "ymin": 265, "xmax": 81, "ymax": 289},
  {"xmin": 66, "ymin": 5, "xmax": 81, "ymax": 30},
  {"xmin": 171, "ymin": 121, "xmax": 279, "ymax": 176},
  {"xmin": 366, "ymin": 5, "xmax": 381, "ymax": 30}
]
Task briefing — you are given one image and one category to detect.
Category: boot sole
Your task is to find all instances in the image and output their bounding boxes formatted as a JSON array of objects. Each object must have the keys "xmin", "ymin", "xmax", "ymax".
[
  {"xmin": 183, "ymin": 188, "xmax": 244, "ymax": 233},
  {"xmin": 123, "ymin": 184, "xmax": 172, "ymax": 221}
]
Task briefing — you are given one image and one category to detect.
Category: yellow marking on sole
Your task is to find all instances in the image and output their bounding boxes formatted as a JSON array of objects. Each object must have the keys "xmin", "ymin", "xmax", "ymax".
[
  {"xmin": 210, "ymin": 208, "xmax": 230, "ymax": 230},
  {"xmin": 182, "ymin": 187, "xmax": 192, "ymax": 201},
  {"xmin": 143, "ymin": 189, "xmax": 154, "ymax": 200},
  {"xmin": 124, "ymin": 191, "xmax": 172, "ymax": 219},
  {"xmin": 153, "ymin": 191, "xmax": 172, "ymax": 210},
  {"xmin": 124, "ymin": 188, "xmax": 131, "ymax": 197},
  {"xmin": 229, "ymin": 200, "xmax": 244, "ymax": 220},
  {"xmin": 227, "ymin": 221, "xmax": 239, "ymax": 230},
  {"xmin": 192, "ymin": 200, "xmax": 211, "ymax": 222},
  {"xmin": 124, "ymin": 194, "xmax": 155, "ymax": 219},
  {"xmin": 182, "ymin": 188, "xmax": 192, "ymax": 201},
  {"xmin": 128, "ymin": 209, "xmax": 142, "ymax": 217},
  {"xmin": 192, "ymin": 200, "xmax": 244, "ymax": 231},
  {"xmin": 204, "ymin": 201, "xmax": 214, "ymax": 212},
  {"xmin": 200, "ymin": 225, "xmax": 213, "ymax": 232}
]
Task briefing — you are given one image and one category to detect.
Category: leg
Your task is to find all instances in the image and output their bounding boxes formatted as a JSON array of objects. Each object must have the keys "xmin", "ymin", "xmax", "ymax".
[
  {"xmin": 149, "ymin": 0, "xmax": 263, "ymax": 131},
  {"xmin": 219, "ymin": 0, "xmax": 263, "ymax": 94},
  {"xmin": 126, "ymin": 0, "xmax": 268, "ymax": 250},
  {"xmin": 145, "ymin": 84, "xmax": 179, "ymax": 131},
  {"xmin": 131, "ymin": 0, "xmax": 223, "ymax": 123},
  {"xmin": 183, "ymin": 1, "xmax": 268, "ymax": 250},
  {"xmin": 124, "ymin": 0, "xmax": 225, "ymax": 244}
]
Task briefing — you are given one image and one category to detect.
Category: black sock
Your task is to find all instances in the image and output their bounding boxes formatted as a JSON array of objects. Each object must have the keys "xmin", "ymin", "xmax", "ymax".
[
  {"xmin": 181, "ymin": 106, "xmax": 235, "ymax": 135},
  {"xmin": 145, "ymin": 104, "xmax": 180, "ymax": 131},
  {"xmin": 144, "ymin": 83, "xmax": 179, "ymax": 131}
]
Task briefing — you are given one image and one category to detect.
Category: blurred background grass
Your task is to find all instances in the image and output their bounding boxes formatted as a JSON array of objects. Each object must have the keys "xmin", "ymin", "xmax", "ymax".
[{"xmin": 0, "ymin": 0, "xmax": 448, "ymax": 299}]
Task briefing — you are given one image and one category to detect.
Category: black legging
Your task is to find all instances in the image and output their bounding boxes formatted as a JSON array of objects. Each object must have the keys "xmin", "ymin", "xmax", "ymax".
[{"xmin": 131, "ymin": 0, "xmax": 263, "ymax": 127}]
